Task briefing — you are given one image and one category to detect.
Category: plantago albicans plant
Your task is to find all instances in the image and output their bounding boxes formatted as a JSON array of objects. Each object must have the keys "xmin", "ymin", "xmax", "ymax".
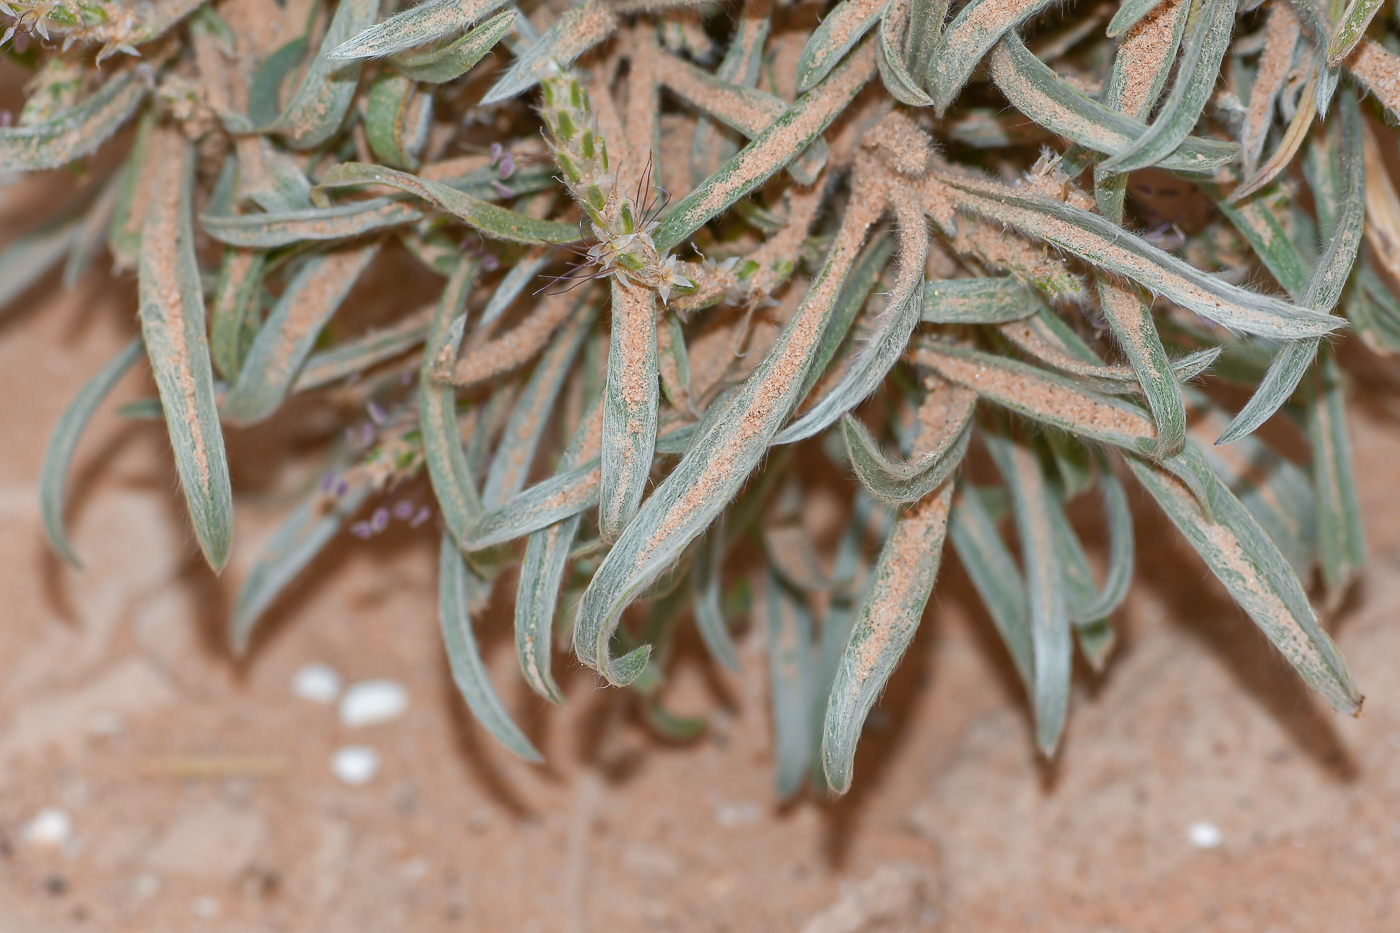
[{"xmin": 5, "ymin": 0, "xmax": 1398, "ymax": 796}]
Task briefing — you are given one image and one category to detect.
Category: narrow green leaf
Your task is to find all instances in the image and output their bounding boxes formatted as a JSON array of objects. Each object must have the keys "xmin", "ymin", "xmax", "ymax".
[
  {"xmin": 921, "ymin": 275, "xmax": 1039, "ymax": 323},
  {"xmin": 480, "ymin": 0, "xmax": 618, "ymax": 104},
  {"xmin": 330, "ymin": 0, "xmax": 511, "ymax": 60},
  {"xmin": 483, "ymin": 301, "xmax": 593, "ymax": 506},
  {"xmin": 1099, "ymin": 0, "xmax": 1238, "ymax": 173},
  {"xmin": 942, "ymin": 173, "xmax": 1343, "ymax": 339},
  {"xmin": 0, "ymin": 70, "xmax": 146, "ymax": 172},
  {"xmin": 841, "ymin": 382, "xmax": 975, "ymax": 504},
  {"xmin": 1107, "ymin": 0, "xmax": 1171, "ymax": 35},
  {"xmin": 988, "ymin": 32, "xmax": 1237, "ymax": 173},
  {"xmin": 988, "ymin": 434, "xmax": 1071, "ymax": 755},
  {"xmin": 230, "ymin": 475, "xmax": 373, "ymax": 653},
  {"xmin": 948, "ymin": 486, "xmax": 1033, "ymax": 690},
  {"xmin": 137, "ymin": 130, "xmax": 234, "ymax": 573},
  {"xmin": 438, "ymin": 535, "xmax": 544, "ymax": 762},
  {"xmin": 317, "ymin": 162, "xmax": 582, "ymax": 244},
  {"xmin": 600, "ymin": 278, "xmax": 659, "ymax": 540},
  {"xmin": 248, "ymin": 37, "xmax": 309, "ymax": 127},
  {"xmin": 654, "ymin": 41, "xmax": 877, "ymax": 254},
  {"xmin": 692, "ymin": 519, "xmax": 741, "ymax": 670},
  {"xmin": 1127, "ymin": 452, "xmax": 1361, "ymax": 714},
  {"xmin": 0, "ymin": 213, "xmax": 79, "ymax": 310},
  {"xmin": 390, "ymin": 9, "xmax": 517, "ymax": 83},
  {"xmin": 267, "ymin": 0, "xmax": 381, "ymax": 149},
  {"xmin": 209, "ymin": 249, "xmax": 266, "ymax": 381},
  {"xmin": 777, "ymin": 205, "xmax": 927, "ymax": 445},
  {"xmin": 659, "ymin": 52, "xmax": 831, "ymax": 185},
  {"xmin": 763, "ymin": 567, "xmax": 816, "ymax": 799},
  {"xmin": 877, "ymin": 0, "xmax": 934, "ymax": 107},
  {"xmin": 40, "ymin": 338, "xmax": 143, "ymax": 567},
  {"xmin": 202, "ymin": 198, "xmax": 423, "ymax": 248},
  {"xmin": 1328, "ymin": 0, "xmax": 1386, "ymax": 65},
  {"xmin": 796, "ymin": 0, "xmax": 886, "ymax": 92},
  {"xmin": 914, "ymin": 342, "xmax": 1158, "ymax": 454},
  {"xmin": 928, "ymin": 0, "xmax": 1055, "ymax": 112},
  {"xmin": 294, "ymin": 306, "xmax": 435, "ymax": 392},
  {"xmin": 1307, "ymin": 347, "xmax": 1366, "ymax": 593},
  {"xmin": 421, "ymin": 259, "xmax": 485, "ymax": 550},
  {"xmin": 364, "ymin": 74, "xmax": 431, "ymax": 171},
  {"xmin": 573, "ymin": 199, "xmax": 878, "ymax": 685},
  {"xmin": 822, "ymin": 482, "xmax": 952, "ymax": 792},
  {"xmin": 222, "ymin": 244, "xmax": 380, "ymax": 424}
]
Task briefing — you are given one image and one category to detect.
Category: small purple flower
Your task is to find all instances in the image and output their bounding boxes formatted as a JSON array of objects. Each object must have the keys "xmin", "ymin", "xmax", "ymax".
[
  {"xmin": 497, "ymin": 153, "xmax": 515, "ymax": 179},
  {"xmin": 490, "ymin": 142, "xmax": 503, "ymax": 161},
  {"xmin": 0, "ymin": 111, "xmax": 11, "ymax": 129},
  {"xmin": 392, "ymin": 500, "xmax": 415, "ymax": 520},
  {"xmin": 370, "ymin": 507, "xmax": 390, "ymax": 533},
  {"xmin": 350, "ymin": 521, "xmax": 374, "ymax": 539},
  {"xmin": 320, "ymin": 472, "xmax": 336, "ymax": 493},
  {"xmin": 481, "ymin": 254, "xmax": 500, "ymax": 272},
  {"xmin": 410, "ymin": 507, "xmax": 432, "ymax": 529},
  {"xmin": 367, "ymin": 401, "xmax": 387, "ymax": 426},
  {"xmin": 491, "ymin": 180, "xmax": 514, "ymax": 199},
  {"xmin": 334, "ymin": 480, "xmax": 350, "ymax": 499},
  {"xmin": 400, "ymin": 371, "xmax": 414, "ymax": 387}
]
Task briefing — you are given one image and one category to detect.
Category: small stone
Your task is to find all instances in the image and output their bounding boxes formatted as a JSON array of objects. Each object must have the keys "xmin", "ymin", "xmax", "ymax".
[
  {"xmin": 292, "ymin": 663, "xmax": 342, "ymax": 705},
  {"xmin": 331, "ymin": 746, "xmax": 380, "ymax": 786},
  {"xmin": 1188, "ymin": 821, "xmax": 1223, "ymax": 849},
  {"xmin": 339, "ymin": 680, "xmax": 409, "ymax": 728},
  {"xmin": 23, "ymin": 808, "xmax": 72, "ymax": 848}
]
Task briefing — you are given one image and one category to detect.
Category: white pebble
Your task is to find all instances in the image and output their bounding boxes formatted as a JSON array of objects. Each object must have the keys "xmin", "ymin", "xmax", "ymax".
[
  {"xmin": 1188, "ymin": 821, "xmax": 1223, "ymax": 849},
  {"xmin": 292, "ymin": 662, "xmax": 342, "ymax": 704},
  {"xmin": 331, "ymin": 746, "xmax": 381, "ymax": 786},
  {"xmin": 340, "ymin": 679, "xmax": 409, "ymax": 728},
  {"xmin": 22, "ymin": 808, "xmax": 73, "ymax": 847}
]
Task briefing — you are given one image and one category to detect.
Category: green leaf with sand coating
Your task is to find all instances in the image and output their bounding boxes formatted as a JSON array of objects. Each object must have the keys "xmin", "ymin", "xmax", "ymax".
[
  {"xmin": 927, "ymin": 0, "xmax": 1055, "ymax": 112},
  {"xmin": 653, "ymin": 41, "xmax": 878, "ymax": 254},
  {"xmin": 390, "ymin": 9, "xmax": 517, "ymax": 83},
  {"xmin": 920, "ymin": 276, "xmax": 1039, "ymax": 324},
  {"xmin": 480, "ymin": 0, "xmax": 618, "ymax": 104},
  {"xmin": 822, "ymin": 482, "xmax": 952, "ymax": 792},
  {"xmin": 796, "ymin": 0, "xmax": 887, "ymax": 92},
  {"xmin": 1107, "ymin": 0, "xmax": 1172, "ymax": 35},
  {"xmin": 41, "ymin": 338, "xmax": 143, "ymax": 568},
  {"xmin": 1126, "ymin": 451, "xmax": 1362, "ymax": 715},
  {"xmin": 438, "ymin": 535, "xmax": 544, "ymax": 762},
  {"xmin": 1099, "ymin": 0, "xmax": 1238, "ymax": 173},
  {"xmin": 600, "ymin": 278, "xmax": 659, "ymax": 541},
  {"xmin": 137, "ymin": 130, "xmax": 234, "ymax": 573},
  {"xmin": 317, "ymin": 162, "xmax": 582, "ymax": 244},
  {"xmin": 877, "ymin": 0, "xmax": 935, "ymax": 107},
  {"xmin": 573, "ymin": 200, "xmax": 879, "ymax": 685},
  {"xmin": 221, "ymin": 243, "xmax": 381, "ymax": 424},
  {"xmin": 776, "ymin": 204, "xmax": 927, "ymax": 445},
  {"xmin": 484, "ymin": 300, "xmax": 593, "ymax": 507},
  {"xmin": 841, "ymin": 384, "xmax": 975, "ymax": 504},
  {"xmin": 209, "ymin": 249, "xmax": 266, "ymax": 382},
  {"xmin": 0, "ymin": 69, "xmax": 146, "ymax": 172},
  {"xmin": 987, "ymin": 433, "xmax": 1071, "ymax": 755},
  {"xmin": 513, "ymin": 390, "xmax": 603, "ymax": 704},
  {"xmin": 941, "ymin": 173, "xmax": 1342, "ymax": 339},
  {"xmin": 692, "ymin": 519, "xmax": 741, "ymax": 671},
  {"xmin": 913, "ymin": 342, "xmax": 1159, "ymax": 454},
  {"xmin": 267, "ymin": 0, "xmax": 381, "ymax": 149},
  {"xmin": 987, "ymin": 32, "xmax": 1238, "ymax": 173},
  {"xmin": 659, "ymin": 52, "xmax": 831, "ymax": 185},
  {"xmin": 421, "ymin": 259, "xmax": 484, "ymax": 551},
  {"xmin": 330, "ymin": 0, "xmax": 512, "ymax": 60},
  {"xmin": 230, "ymin": 475, "xmax": 373, "ymax": 653},
  {"xmin": 294, "ymin": 307, "xmax": 435, "ymax": 393}
]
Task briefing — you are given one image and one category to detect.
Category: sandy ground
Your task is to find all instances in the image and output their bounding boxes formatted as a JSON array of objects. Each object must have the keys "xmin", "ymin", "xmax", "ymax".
[{"xmin": 3, "ymin": 262, "xmax": 1400, "ymax": 933}]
